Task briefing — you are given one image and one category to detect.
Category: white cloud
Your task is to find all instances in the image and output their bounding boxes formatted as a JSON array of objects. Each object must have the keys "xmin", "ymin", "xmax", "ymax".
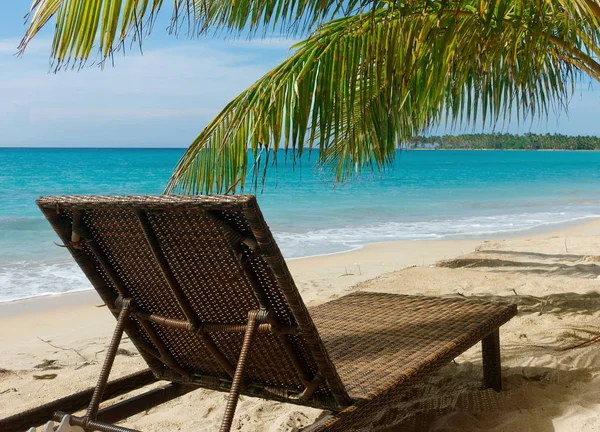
[
  {"xmin": 0, "ymin": 40, "xmax": 19, "ymax": 54},
  {"xmin": 27, "ymin": 106, "xmax": 218, "ymax": 122},
  {"xmin": 0, "ymin": 38, "xmax": 291, "ymax": 146},
  {"xmin": 0, "ymin": 37, "xmax": 54, "ymax": 54}
]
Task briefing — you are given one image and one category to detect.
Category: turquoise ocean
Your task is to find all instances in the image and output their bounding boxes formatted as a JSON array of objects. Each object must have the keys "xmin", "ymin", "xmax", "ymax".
[{"xmin": 2, "ymin": 148, "xmax": 600, "ymax": 302}]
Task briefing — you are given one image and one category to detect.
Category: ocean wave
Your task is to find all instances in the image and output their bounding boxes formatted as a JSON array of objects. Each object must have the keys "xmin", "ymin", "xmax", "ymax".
[
  {"xmin": 0, "ymin": 215, "xmax": 47, "ymax": 225},
  {"xmin": 0, "ymin": 260, "xmax": 92, "ymax": 303},
  {"xmin": 275, "ymin": 212, "xmax": 600, "ymax": 258}
]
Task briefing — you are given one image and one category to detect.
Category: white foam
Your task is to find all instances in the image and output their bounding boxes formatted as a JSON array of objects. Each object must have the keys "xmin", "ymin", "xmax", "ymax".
[
  {"xmin": 275, "ymin": 212, "xmax": 600, "ymax": 258},
  {"xmin": 0, "ymin": 260, "xmax": 92, "ymax": 303}
]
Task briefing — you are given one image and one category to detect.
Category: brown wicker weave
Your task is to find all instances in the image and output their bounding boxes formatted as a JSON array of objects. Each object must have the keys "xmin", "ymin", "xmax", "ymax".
[{"xmin": 28, "ymin": 195, "xmax": 516, "ymax": 432}]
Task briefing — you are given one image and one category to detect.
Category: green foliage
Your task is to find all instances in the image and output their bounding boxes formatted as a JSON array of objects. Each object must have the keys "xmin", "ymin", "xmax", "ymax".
[
  {"xmin": 18, "ymin": 0, "xmax": 600, "ymax": 194},
  {"xmin": 20, "ymin": 0, "xmax": 169, "ymax": 70},
  {"xmin": 409, "ymin": 134, "xmax": 600, "ymax": 150}
]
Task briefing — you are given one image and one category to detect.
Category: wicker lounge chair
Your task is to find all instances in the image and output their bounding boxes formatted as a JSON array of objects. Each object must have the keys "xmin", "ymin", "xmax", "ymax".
[{"xmin": 8, "ymin": 195, "xmax": 516, "ymax": 431}]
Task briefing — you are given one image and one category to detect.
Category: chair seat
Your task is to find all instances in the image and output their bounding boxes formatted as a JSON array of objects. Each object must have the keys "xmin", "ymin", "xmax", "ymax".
[{"xmin": 310, "ymin": 292, "xmax": 517, "ymax": 400}]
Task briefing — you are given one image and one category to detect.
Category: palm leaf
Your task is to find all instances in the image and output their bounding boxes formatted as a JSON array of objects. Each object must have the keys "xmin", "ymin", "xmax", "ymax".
[
  {"xmin": 165, "ymin": 1, "xmax": 600, "ymax": 194},
  {"xmin": 20, "ymin": 0, "xmax": 182, "ymax": 69}
]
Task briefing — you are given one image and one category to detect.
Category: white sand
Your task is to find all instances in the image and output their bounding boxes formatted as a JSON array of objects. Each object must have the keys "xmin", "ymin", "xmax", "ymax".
[{"xmin": 1, "ymin": 221, "xmax": 600, "ymax": 431}]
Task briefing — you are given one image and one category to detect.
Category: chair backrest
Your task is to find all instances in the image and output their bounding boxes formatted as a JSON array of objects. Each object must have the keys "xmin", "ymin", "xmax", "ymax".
[{"xmin": 37, "ymin": 195, "xmax": 350, "ymax": 410}]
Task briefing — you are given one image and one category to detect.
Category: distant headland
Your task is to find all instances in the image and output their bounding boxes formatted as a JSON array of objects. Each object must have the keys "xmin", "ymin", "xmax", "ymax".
[{"xmin": 407, "ymin": 133, "xmax": 600, "ymax": 150}]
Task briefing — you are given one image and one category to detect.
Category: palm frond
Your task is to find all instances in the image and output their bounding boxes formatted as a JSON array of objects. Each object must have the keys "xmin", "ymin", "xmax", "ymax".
[
  {"xmin": 193, "ymin": 0, "xmax": 372, "ymax": 36},
  {"xmin": 166, "ymin": 0, "xmax": 600, "ymax": 194},
  {"xmin": 19, "ymin": 0, "xmax": 200, "ymax": 70}
]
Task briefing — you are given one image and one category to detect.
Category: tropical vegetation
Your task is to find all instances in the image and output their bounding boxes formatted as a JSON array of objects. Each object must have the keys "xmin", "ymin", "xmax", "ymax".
[
  {"xmin": 410, "ymin": 133, "xmax": 600, "ymax": 150},
  {"xmin": 18, "ymin": 0, "xmax": 600, "ymax": 193}
]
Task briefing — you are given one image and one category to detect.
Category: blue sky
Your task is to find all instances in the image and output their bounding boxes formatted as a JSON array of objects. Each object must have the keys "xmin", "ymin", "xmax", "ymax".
[{"xmin": 0, "ymin": 1, "xmax": 599, "ymax": 148}]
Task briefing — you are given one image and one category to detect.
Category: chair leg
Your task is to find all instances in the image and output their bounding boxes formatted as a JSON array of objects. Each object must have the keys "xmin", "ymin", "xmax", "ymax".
[
  {"xmin": 219, "ymin": 310, "xmax": 259, "ymax": 432},
  {"xmin": 481, "ymin": 329, "xmax": 502, "ymax": 392},
  {"xmin": 86, "ymin": 299, "xmax": 132, "ymax": 421}
]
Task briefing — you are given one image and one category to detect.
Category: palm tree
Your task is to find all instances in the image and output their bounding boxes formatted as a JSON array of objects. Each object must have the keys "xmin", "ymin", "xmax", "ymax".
[{"xmin": 19, "ymin": 0, "xmax": 600, "ymax": 194}]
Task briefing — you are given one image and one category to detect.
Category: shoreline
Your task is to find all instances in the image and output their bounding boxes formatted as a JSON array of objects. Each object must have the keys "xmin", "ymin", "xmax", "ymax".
[
  {"xmin": 285, "ymin": 213, "xmax": 600, "ymax": 261},
  {"xmin": 3, "ymin": 215, "xmax": 600, "ymax": 314}
]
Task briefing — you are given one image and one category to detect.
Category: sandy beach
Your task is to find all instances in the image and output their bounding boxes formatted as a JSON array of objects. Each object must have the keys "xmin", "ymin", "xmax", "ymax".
[{"xmin": 2, "ymin": 220, "xmax": 600, "ymax": 431}]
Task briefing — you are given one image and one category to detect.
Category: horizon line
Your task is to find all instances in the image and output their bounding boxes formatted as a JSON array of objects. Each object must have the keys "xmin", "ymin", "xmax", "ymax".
[{"xmin": 0, "ymin": 146, "xmax": 190, "ymax": 150}]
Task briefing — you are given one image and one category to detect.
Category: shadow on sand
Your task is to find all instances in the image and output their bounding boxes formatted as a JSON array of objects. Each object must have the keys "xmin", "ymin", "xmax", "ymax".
[{"xmin": 368, "ymin": 365, "xmax": 598, "ymax": 432}]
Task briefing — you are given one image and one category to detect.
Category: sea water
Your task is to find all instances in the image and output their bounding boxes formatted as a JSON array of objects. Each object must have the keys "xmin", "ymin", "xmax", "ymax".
[{"xmin": 2, "ymin": 148, "xmax": 600, "ymax": 302}]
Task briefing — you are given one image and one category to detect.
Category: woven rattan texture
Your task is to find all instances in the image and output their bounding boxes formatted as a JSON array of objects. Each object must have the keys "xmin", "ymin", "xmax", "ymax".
[
  {"xmin": 311, "ymin": 292, "xmax": 516, "ymax": 400},
  {"xmin": 309, "ymin": 291, "xmax": 516, "ymax": 431},
  {"xmin": 36, "ymin": 195, "xmax": 253, "ymax": 209},
  {"xmin": 36, "ymin": 195, "xmax": 346, "ymax": 404}
]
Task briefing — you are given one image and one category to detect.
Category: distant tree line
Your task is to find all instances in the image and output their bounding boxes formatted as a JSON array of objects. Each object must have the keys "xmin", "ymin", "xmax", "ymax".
[{"xmin": 407, "ymin": 133, "xmax": 600, "ymax": 150}]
